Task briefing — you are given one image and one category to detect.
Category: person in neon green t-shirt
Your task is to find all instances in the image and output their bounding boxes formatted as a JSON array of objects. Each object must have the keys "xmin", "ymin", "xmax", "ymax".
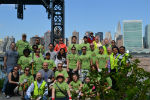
[
  {"xmin": 55, "ymin": 63, "xmax": 69, "ymax": 82},
  {"xmin": 33, "ymin": 49, "xmax": 44, "ymax": 74},
  {"xmin": 16, "ymin": 34, "xmax": 31, "ymax": 57},
  {"xmin": 96, "ymin": 46, "xmax": 109, "ymax": 70},
  {"xmin": 69, "ymin": 74, "xmax": 82, "ymax": 99},
  {"xmin": 52, "ymin": 74, "xmax": 72, "ymax": 100},
  {"xmin": 19, "ymin": 67, "xmax": 34, "ymax": 91},
  {"xmin": 68, "ymin": 36, "xmax": 79, "ymax": 54},
  {"xmin": 87, "ymin": 43, "xmax": 99, "ymax": 65},
  {"xmin": 18, "ymin": 49, "xmax": 32, "ymax": 71},
  {"xmin": 79, "ymin": 36, "xmax": 90, "ymax": 52},
  {"xmin": 44, "ymin": 52, "xmax": 56, "ymax": 70}
]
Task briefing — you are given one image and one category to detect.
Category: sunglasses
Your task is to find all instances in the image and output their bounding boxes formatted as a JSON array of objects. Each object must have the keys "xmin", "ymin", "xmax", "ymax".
[
  {"xmin": 25, "ymin": 69, "xmax": 30, "ymax": 71},
  {"xmin": 71, "ymin": 49, "xmax": 76, "ymax": 50},
  {"xmin": 58, "ymin": 66, "xmax": 62, "ymax": 67},
  {"xmin": 14, "ymin": 69, "xmax": 18, "ymax": 70},
  {"xmin": 59, "ymin": 40, "xmax": 63, "ymax": 41},
  {"xmin": 82, "ymin": 49, "xmax": 86, "ymax": 50}
]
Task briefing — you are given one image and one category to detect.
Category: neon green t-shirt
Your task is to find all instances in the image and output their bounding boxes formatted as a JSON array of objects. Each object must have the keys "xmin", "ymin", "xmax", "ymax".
[
  {"xmin": 16, "ymin": 40, "xmax": 31, "ymax": 57},
  {"xmin": 79, "ymin": 43, "xmax": 90, "ymax": 51},
  {"xmin": 44, "ymin": 59, "xmax": 56, "ymax": 70},
  {"xmin": 96, "ymin": 54, "xmax": 109, "ymax": 69},
  {"xmin": 33, "ymin": 56, "xmax": 44, "ymax": 74},
  {"xmin": 18, "ymin": 56, "xmax": 32, "ymax": 70},
  {"xmin": 70, "ymin": 80, "xmax": 82, "ymax": 91},
  {"xmin": 79, "ymin": 54, "xmax": 91, "ymax": 70},
  {"xmin": 53, "ymin": 81, "xmax": 69, "ymax": 98},
  {"xmin": 87, "ymin": 49, "xmax": 99, "ymax": 65},
  {"xmin": 67, "ymin": 53, "xmax": 79, "ymax": 69},
  {"xmin": 19, "ymin": 74, "xmax": 34, "ymax": 90},
  {"xmin": 55, "ymin": 70, "xmax": 69, "ymax": 79},
  {"xmin": 68, "ymin": 44, "xmax": 79, "ymax": 54}
]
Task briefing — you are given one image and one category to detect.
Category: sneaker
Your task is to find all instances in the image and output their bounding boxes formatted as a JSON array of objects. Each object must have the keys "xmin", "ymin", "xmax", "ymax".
[{"xmin": 6, "ymin": 95, "xmax": 10, "ymax": 99}]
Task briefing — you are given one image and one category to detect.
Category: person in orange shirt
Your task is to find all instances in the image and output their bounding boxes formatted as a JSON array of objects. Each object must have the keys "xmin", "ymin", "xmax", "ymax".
[{"xmin": 54, "ymin": 38, "xmax": 67, "ymax": 53}]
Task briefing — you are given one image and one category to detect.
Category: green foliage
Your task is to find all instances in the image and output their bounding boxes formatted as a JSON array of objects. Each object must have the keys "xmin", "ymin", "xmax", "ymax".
[{"xmin": 81, "ymin": 58, "xmax": 150, "ymax": 100}]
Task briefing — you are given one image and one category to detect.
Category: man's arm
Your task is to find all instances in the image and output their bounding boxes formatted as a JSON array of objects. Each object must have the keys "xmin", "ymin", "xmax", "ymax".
[{"xmin": 26, "ymin": 83, "xmax": 34, "ymax": 98}]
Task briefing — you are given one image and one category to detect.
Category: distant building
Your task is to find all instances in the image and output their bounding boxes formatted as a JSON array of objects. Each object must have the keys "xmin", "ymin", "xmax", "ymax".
[
  {"xmin": 145, "ymin": 24, "xmax": 150, "ymax": 48},
  {"xmin": 44, "ymin": 30, "xmax": 51, "ymax": 51},
  {"xmin": 30, "ymin": 36, "xmax": 44, "ymax": 46},
  {"xmin": 105, "ymin": 31, "xmax": 112, "ymax": 42},
  {"xmin": 72, "ymin": 31, "xmax": 79, "ymax": 44},
  {"xmin": 1, "ymin": 36, "xmax": 15, "ymax": 52},
  {"xmin": 123, "ymin": 20, "xmax": 143, "ymax": 51},
  {"xmin": 0, "ymin": 39, "xmax": 3, "ymax": 53},
  {"xmin": 68, "ymin": 37, "xmax": 72, "ymax": 46},
  {"xmin": 116, "ymin": 35, "xmax": 123, "ymax": 47},
  {"xmin": 95, "ymin": 32, "xmax": 103, "ymax": 42},
  {"xmin": 114, "ymin": 21, "xmax": 122, "ymax": 41}
]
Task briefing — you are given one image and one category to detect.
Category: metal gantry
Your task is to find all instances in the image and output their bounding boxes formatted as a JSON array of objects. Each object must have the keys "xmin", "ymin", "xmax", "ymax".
[{"xmin": 0, "ymin": 0, "xmax": 65, "ymax": 44}]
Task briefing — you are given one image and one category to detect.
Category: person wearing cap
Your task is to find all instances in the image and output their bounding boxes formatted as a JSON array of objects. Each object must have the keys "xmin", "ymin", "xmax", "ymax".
[
  {"xmin": 67, "ymin": 46, "xmax": 79, "ymax": 81},
  {"xmin": 96, "ymin": 46, "xmax": 109, "ymax": 71},
  {"xmin": 16, "ymin": 34, "xmax": 31, "ymax": 57},
  {"xmin": 87, "ymin": 32, "xmax": 95, "ymax": 44},
  {"xmin": 78, "ymin": 46, "xmax": 92, "ymax": 82},
  {"xmin": 102, "ymin": 38, "xmax": 111, "ymax": 55},
  {"xmin": 52, "ymin": 73, "xmax": 72, "ymax": 100},
  {"xmin": 54, "ymin": 37, "xmax": 67, "ymax": 53},
  {"xmin": 87, "ymin": 43, "xmax": 99, "ymax": 65},
  {"xmin": 68, "ymin": 36, "xmax": 79, "ymax": 54},
  {"xmin": 55, "ymin": 63, "xmax": 69, "ymax": 82},
  {"xmin": 25, "ymin": 72, "xmax": 48, "ymax": 100},
  {"xmin": 79, "ymin": 36, "xmax": 90, "ymax": 53}
]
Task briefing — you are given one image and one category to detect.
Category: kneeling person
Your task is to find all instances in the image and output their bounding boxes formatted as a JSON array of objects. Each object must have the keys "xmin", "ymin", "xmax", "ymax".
[{"xmin": 25, "ymin": 72, "xmax": 48, "ymax": 100}]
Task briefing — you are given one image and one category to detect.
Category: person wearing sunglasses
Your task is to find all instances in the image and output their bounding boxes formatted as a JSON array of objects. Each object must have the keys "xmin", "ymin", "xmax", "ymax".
[
  {"xmin": 5, "ymin": 66, "xmax": 20, "ymax": 99},
  {"xmin": 67, "ymin": 46, "xmax": 79, "ymax": 81},
  {"xmin": 78, "ymin": 46, "xmax": 92, "ymax": 82},
  {"xmin": 54, "ymin": 38, "xmax": 67, "ymax": 53},
  {"xmin": 19, "ymin": 67, "xmax": 34, "ymax": 94}
]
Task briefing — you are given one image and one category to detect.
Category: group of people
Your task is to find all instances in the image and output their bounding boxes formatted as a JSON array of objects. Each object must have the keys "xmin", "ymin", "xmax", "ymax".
[{"xmin": 1, "ymin": 32, "xmax": 130, "ymax": 100}]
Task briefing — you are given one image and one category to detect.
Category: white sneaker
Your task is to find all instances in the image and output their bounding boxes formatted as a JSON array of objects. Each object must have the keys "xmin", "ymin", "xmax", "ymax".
[{"xmin": 6, "ymin": 95, "xmax": 10, "ymax": 99}]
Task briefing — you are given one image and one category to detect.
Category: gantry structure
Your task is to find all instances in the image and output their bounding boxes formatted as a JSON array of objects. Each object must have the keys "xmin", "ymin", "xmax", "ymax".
[{"xmin": 0, "ymin": 0, "xmax": 65, "ymax": 44}]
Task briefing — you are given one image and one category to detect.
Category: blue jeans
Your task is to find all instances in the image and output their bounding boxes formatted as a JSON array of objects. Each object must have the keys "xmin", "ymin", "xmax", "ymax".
[{"xmin": 2, "ymin": 67, "xmax": 13, "ymax": 92}]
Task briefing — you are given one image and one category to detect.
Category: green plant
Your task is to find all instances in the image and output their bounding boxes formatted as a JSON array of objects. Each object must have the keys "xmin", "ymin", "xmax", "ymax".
[{"xmin": 81, "ymin": 58, "xmax": 150, "ymax": 100}]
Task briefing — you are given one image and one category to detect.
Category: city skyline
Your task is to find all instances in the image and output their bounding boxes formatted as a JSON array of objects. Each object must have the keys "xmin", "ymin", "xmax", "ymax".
[{"xmin": 0, "ymin": 0, "xmax": 149, "ymax": 41}]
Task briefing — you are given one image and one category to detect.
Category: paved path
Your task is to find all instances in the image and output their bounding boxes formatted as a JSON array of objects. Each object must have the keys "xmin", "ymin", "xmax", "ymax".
[{"xmin": 0, "ymin": 92, "xmax": 22, "ymax": 100}]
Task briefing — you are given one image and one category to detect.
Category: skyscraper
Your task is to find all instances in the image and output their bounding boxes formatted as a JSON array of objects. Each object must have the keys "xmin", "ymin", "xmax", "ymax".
[
  {"xmin": 114, "ymin": 21, "xmax": 121, "ymax": 41},
  {"xmin": 145, "ymin": 24, "xmax": 150, "ymax": 48},
  {"xmin": 105, "ymin": 31, "xmax": 112, "ymax": 42},
  {"xmin": 72, "ymin": 31, "xmax": 79, "ymax": 44},
  {"xmin": 123, "ymin": 20, "xmax": 143, "ymax": 51},
  {"xmin": 95, "ymin": 32, "xmax": 103, "ymax": 42}
]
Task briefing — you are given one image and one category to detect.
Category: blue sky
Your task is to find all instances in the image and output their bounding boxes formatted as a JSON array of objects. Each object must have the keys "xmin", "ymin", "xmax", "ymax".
[{"xmin": 0, "ymin": 0, "xmax": 149, "ymax": 41}]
